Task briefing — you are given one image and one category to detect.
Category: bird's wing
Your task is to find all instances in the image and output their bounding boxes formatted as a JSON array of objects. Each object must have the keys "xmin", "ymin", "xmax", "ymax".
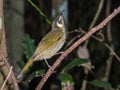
[{"xmin": 33, "ymin": 30, "xmax": 63, "ymax": 58}]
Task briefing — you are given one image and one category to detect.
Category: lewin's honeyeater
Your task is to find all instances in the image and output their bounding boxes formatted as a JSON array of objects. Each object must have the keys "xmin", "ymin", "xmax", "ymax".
[{"xmin": 17, "ymin": 12, "xmax": 66, "ymax": 79}]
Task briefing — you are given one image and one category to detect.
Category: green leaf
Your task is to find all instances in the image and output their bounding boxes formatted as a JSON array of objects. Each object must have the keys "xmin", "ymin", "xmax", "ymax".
[
  {"xmin": 58, "ymin": 73, "xmax": 74, "ymax": 89},
  {"xmin": 28, "ymin": 0, "xmax": 51, "ymax": 25},
  {"xmin": 90, "ymin": 79, "xmax": 112, "ymax": 90},
  {"xmin": 26, "ymin": 69, "xmax": 46, "ymax": 81},
  {"xmin": 23, "ymin": 33, "xmax": 35, "ymax": 60},
  {"xmin": 63, "ymin": 58, "xmax": 88, "ymax": 71}
]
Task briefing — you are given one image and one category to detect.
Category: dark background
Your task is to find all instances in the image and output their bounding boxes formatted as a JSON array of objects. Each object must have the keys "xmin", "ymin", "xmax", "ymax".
[{"xmin": 3, "ymin": 0, "xmax": 120, "ymax": 90}]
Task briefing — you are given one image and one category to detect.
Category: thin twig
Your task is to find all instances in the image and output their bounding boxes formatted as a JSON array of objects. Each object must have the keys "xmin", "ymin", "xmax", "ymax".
[
  {"xmin": 103, "ymin": 0, "xmax": 113, "ymax": 82},
  {"xmin": 80, "ymin": 79, "xmax": 87, "ymax": 90},
  {"xmin": 79, "ymin": 28, "xmax": 103, "ymax": 42},
  {"xmin": 89, "ymin": 0, "xmax": 104, "ymax": 30},
  {"xmin": 35, "ymin": 6, "xmax": 120, "ymax": 90},
  {"xmin": 84, "ymin": 0, "xmax": 104, "ymax": 46},
  {"xmin": 105, "ymin": 43, "xmax": 120, "ymax": 61},
  {"xmin": 1, "ymin": 66, "xmax": 13, "ymax": 90},
  {"xmin": 67, "ymin": 28, "xmax": 102, "ymax": 48},
  {"xmin": 65, "ymin": 29, "xmax": 82, "ymax": 48},
  {"xmin": 103, "ymin": 54, "xmax": 113, "ymax": 81},
  {"xmin": 66, "ymin": 34, "xmax": 81, "ymax": 47},
  {"xmin": 0, "ymin": 49, "xmax": 19, "ymax": 90},
  {"xmin": 106, "ymin": 0, "xmax": 112, "ymax": 42},
  {"xmin": 79, "ymin": 29, "xmax": 120, "ymax": 62}
]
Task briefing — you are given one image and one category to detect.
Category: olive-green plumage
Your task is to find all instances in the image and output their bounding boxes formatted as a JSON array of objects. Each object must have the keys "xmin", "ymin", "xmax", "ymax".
[{"xmin": 17, "ymin": 13, "xmax": 66, "ymax": 79}]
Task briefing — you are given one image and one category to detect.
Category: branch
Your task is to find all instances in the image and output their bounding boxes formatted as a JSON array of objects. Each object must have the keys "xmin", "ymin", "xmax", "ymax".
[
  {"xmin": 84, "ymin": 0, "xmax": 104, "ymax": 46},
  {"xmin": 78, "ymin": 29, "xmax": 120, "ymax": 62},
  {"xmin": 35, "ymin": 6, "xmax": 120, "ymax": 90},
  {"xmin": 1, "ymin": 66, "xmax": 13, "ymax": 90},
  {"xmin": 0, "ymin": 49, "xmax": 19, "ymax": 90}
]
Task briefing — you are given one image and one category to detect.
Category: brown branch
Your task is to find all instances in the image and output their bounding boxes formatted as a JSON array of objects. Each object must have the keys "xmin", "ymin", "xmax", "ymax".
[
  {"xmin": 78, "ymin": 27, "xmax": 120, "ymax": 62},
  {"xmin": 35, "ymin": 6, "xmax": 120, "ymax": 90},
  {"xmin": 105, "ymin": 43, "xmax": 120, "ymax": 61},
  {"xmin": 79, "ymin": 29, "xmax": 120, "ymax": 62},
  {"xmin": 0, "ymin": 49, "xmax": 19, "ymax": 90},
  {"xmin": 1, "ymin": 66, "xmax": 13, "ymax": 90}
]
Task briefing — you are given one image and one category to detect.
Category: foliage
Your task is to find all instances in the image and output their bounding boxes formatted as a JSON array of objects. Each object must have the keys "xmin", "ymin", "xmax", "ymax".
[
  {"xmin": 58, "ymin": 73, "xmax": 74, "ymax": 89},
  {"xmin": 17, "ymin": 33, "xmax": 35, "ymax": 68},
  {"xmin": 90, "ymin": 79, "xmax": 112, "ymax": 90},
  {"xmin": 22, "ymin": 33, "xmax": 35, "ymax": 60},
  {"xmin": 28, "ymin": 0, "xmax": 51, "ymax": 25},
  {"xmin": 63, "ymin": 58, "xmax": 88, "ymax": 72},
  {"xmin": 26, "ymin": 69, "xmax": 45, "ymax": 81}
]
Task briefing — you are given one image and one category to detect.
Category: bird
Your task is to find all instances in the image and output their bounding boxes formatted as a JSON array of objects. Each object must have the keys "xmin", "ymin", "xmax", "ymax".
[{"xmin": 17, "ymin": 12, "xmax": 66, "ymax": 79}]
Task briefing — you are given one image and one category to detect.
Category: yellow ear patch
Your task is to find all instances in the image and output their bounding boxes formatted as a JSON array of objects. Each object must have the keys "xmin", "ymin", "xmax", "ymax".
[{"xmin": 57, "ymin": 22, "xmax": 63, "ymax": 28}]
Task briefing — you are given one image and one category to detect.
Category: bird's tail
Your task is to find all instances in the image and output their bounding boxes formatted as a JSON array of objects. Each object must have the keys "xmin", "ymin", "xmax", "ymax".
[{"xmin": 17, "ymin": 57, "xmax": 33, "ymax": 79}]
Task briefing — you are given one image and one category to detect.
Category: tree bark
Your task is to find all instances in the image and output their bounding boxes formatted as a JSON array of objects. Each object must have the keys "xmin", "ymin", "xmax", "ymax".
[
  {"xmin": 0, "ymin": 0, "xmax": 11, "ymax": 89},
  {"xmin": 4, "ymin": 0, "xmax": 24, "ymax": 75}
]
